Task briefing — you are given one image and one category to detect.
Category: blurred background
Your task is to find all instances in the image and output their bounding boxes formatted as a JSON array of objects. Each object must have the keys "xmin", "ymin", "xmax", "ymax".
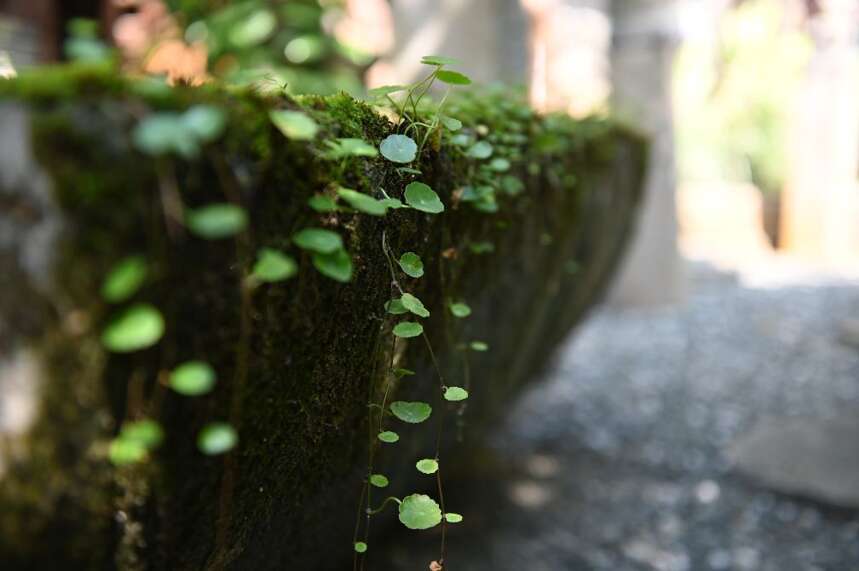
[{"xmin": 3, "ymin": 0, "xmax": 859, "ymax": 569}]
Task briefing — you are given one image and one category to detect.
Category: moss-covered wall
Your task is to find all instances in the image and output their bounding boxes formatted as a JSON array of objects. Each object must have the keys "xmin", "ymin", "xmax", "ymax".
[{"xmin": 0, "ymin": 64, "xmax": 646, "ymax": 570}]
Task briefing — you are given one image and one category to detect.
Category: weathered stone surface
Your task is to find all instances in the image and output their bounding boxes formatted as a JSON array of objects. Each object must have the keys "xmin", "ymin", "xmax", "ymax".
[{"xmin": 729, "ymin": 415, "xmax": 859, "ymax": 508}]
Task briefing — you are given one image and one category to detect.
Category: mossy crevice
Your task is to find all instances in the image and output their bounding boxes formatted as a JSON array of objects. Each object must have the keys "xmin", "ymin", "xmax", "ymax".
[{"xmin": 0, "ymin": 64, "xmax": 646, "ymax": 570}]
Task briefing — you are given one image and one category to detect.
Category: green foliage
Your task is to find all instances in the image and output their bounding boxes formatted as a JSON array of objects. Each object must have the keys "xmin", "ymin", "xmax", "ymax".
[
  {"xmin": 337, "ymin": 188, "xmax": 388, "ymax": 216},
  {"xmin": 269, "ymin": 110, "xmax": 320, "ymax": 140},
  {"xmin": 169, "ymin": 361, "xmax": 216, "ymax": 396},
  {"xmin": 101, "ymin": 256, "xmax": 147, "ymax": 303},
  {"xmin": 397, "ymin": 252, "xmax": 424, "ymax": 278},
  {"xmin": 109, "ymin": 419, "xmax": 163, "ymax": 466},
  {"xmin": 445, "ymin": 513, "xmax": 463, "ymax": 523},
  {"xmin": 466, "ymin": 141, "xmax": 493, "ymax": 160},
  {"xmin": 443, "ymin": 387, "xmax": 469, "ymax": 402},
  {"xmin": 436, "ymin": 70, "xmax": 472, "ymax": 86},
  {"xmin": 102, "ymin": 304, "xmax": 165, "ymax": 353},
  {"xmin": 470, "ymin": 341, "xmax": 489, "ymax": 352},
  {"xmin": 354, "ymin": 542, "xmax": 368, "ymax": 553},
  {"xmin": 416, "ymin": 459, "xmax": 439, "ymax": 475},
  {"xmin": 448, "ymin": 301, "xmax": 471, "ymax": 318},
  {"xmin": 385, "ymin": 298, "xmax": 408, "ymax": 315},
  {"xmin": 312, "ymin": 249, "xmax": 353, "ymax": 282},
  {"xmin": 252, "ymin": 248, "xmax": 298, "ymax": 283},
  {"xmin": 323, "ymin": 138, "xmax": 378, "ymax": 159},
  {"xmin": 398, "ymin": 494, "xmax": 442, "ymax": 530},
  {"xmin": 399, "ymin": 293, "xmax": 430, "ymax": 318},
  {"xmin": 369, "ymin": 474, "xmax": 389, "ymax": 488},
  {"xmin": 404, "ymin": 182, "xmax": 444, "ymax": 214},
  {"xmin": 308, "ymin": 194, "xmax": 338, "ymax": 213},
  {"xmin": 393, "ymin": 322, "xmax": 423, "ymax": 338},
  {"xmin": 133, "ymin": 106, "xmax": 226, "ymax": 158},
  {"xmin": 420, "ymin": 55, "xmax": 460, "ymax": 67},
  {"xmin": 390, "ymin": 401, "xmax": 432, "ymax": 424},
  {"xmin": 186, "ymin": 204, "xmax": 248, "ymax": 239},
  {"xmin": 377, "ymin": 431, "xmax": 400, "ymax": 444},
  {"xmin": 379, "ymin": 134, "xmax": 417, "ymax": 163},
  {"xmin": 293, "ymin": 228, "xmax": 342, "ymax": 253},
  {"xmin": 197, "ymin": 422, "xmax": 238, "ymax": 455}
]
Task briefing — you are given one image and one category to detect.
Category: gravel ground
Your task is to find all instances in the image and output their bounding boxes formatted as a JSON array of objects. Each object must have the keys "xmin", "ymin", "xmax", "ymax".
[{"xmin": 381, "ymin": 263, "xmax": 859, "ymax": 571}]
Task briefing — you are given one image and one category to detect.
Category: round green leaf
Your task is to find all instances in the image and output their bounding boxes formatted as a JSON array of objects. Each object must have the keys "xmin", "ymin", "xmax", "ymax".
[
  {"xmin": 398, "ymin": 252, "xmax": 424, "ymax": 278},
  {"xmin": 229, "ymin": 9, "xmax": 276, "ymax": 47},
  {"xmin": 421, "ymin": 55, "xmax": 460, "ymax": 66},
  {"xmin": 197, "ymin": 422, "xmax": 238, "ymax": 455},
  {"xmin": 467, "ymin": 141, "xmax": 493, "ymax": 159},
  {"xmin": 269, "ymin": 110, "xmax": 319, "ymax": 140},
  {"xmin": 133, "ymin": 113, "xmax": 197, "ymax": 158},
  {"xmin": 390, "ymin": 401, "xmax": 432, "ymax": 424},
  {"xmin": 416, "ymin": 458, "xmax": 439, "ymax": 474},
  {"xmin": 109, "ymin": 438, "xmax": 147, "ymax": 466},
  {"xmin": 252, "ymin": 248, "xmax": 297, "ymax": 282},
  {"xmin": 490, "ymin": 158, "xmax": 511, "ymax": 172},
  {"xmin": 369, "ymin": 474, "xmax": 389, "ymax": 488},
  {"xmin": 444, "ymin": 386, "xmax": 469, "ymax": 402},
  {"xmin": 470, "ymin": 341, "xmax": 489, "ymax": 352},
  {"xmin": 404, "ymin": 182, "xmax": 444, "ymax": 214},
  {"xmin": 326, "ymin": 137, "xmax": 378, "ymax": 158},
  {"xmin": 441, "ymin": 116, "xmax": 462, "ymax": 131},
  {"xmin": 379, "ymin": 134, "xmax": 417, "ymax": 163},
  {"xmin": 187, "ymin": 203, "xmax": 248, "ymax": 239},
  {"xmin": 354, "ymin": 542, "xmax": 368, "ymax": 553},
  {"xmin": 308, "ymin": 194, "xmax": 338, "ymax": 212},
  {"xmin": 102, "ymin": 304, "xmax": 164, "ymax": 353},
  {"xmin": 169, "ymin": 361, "xmax": 216, "ymax": 396},
  {"xmin": 101, "ymin": 255, "xmax": 147, "ymax": 303},
  {"xmin": 337, "ymin": 188, "xmax": 388, "ymax": 216},
  {"xmin": 312, "ymin": 249, "xmax": 353, "ymax": 283},
  {"xmin": 293, "ymin": 228, "xmax": 342, "ymax": 254},
  {"xmin": 400, "ymin": 293, "xmax": 429, "ymax": 318},
  {"xmin": 377, "ymin": 430, "xmax": 399, "ymax": 443},
  {"xmin": 393, "ymin": 322, "xmax": 423, "ymax": 338},
  {"xmin": 120, "ymin": 419, "xmax": 164, "ymax": 448},
  {"xmin": 368, "ymin": 84, "xmax": 407, "ymax": 97},
  {"xmin": 449, "ymin": 302, "xmax": 471, "ymax": 318},
  {"xmin": 385, "ymin": 298, "xmax": 408, "ymax": 315},
  {"xmin": 398, "ymin": 494, "xmax": 442, "ymax": 530},
  {"xmin": 445, "ymin": 512, "xmax": 463, "ymax": 523},
  {"xmin": 436, "ymin": 70, "xmax": 472, "ymax": 85},
  {"xmin": 182, "ymin": 105, "xmax": 226, "ymax": 142}
]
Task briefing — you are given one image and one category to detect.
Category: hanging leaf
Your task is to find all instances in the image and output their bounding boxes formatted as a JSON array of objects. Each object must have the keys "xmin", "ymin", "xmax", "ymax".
[
  {"xmin": 445, "ymin": 513, "xmax": 463, "ymax": 523},
  {"xmin": 109, "ymin": 438, "xmax": 147, "ymax": 465},
  {"xmin": 390, "ymin": 401, "xmax": 432, "ymax": 424},
  {"xmin": 404, "ymin": 182, "xmax": 444, "ymax": 214},
  {"xmin": 337, "ymin": 188, "xmax": 388, "ymax": 216},
  {"xmin": 312, "ymin": 249, "xmax": 353, "ymax": 282},
  {"xmin": 421, "ymin": 55, "xmax": 460, "ymax": 67},
  {"xmin": 120, "ymin": 419, "xmax": 164, "ymax": 447},
  {"xmin": 187, "ymin": 203, "xmax": 248, "ymax": 239},
  {"xmin": 354, "ymin": 542, "xmax": 368, "ymax": 553},
  {"xmin": 293, "ymin": 228, "xmax": 342, "ymax": 254},
  {"xmin": 324, "ymin": 137, "xmax": 378, "ymax": 159},
  {"xmin": 102, "ymin": 304, "xmax": 164, "ymax": 353},
  {"xmin": 269, "ymin": 109, "xmax": 319, "ymax": 140},
  {"xmin": 252, "ymin": 248, "xmax": 298, "ymax": 283},
  {"xmin": 490, "ymin": 158, "xmax": 511, "ymax": 172},
  {"xmin": 368, "ymin": 84, "xmax": 407, "ymax": 97},
  {"xmin": 444, "ymin": 386, "xmax": 469, "ymax": 402},
  {"xmin": 385, "ymin": 298, "xmax": 408, "ymax": 315},
  {"xmin": 416, "ymin": 458, "xmax": 439, "ymax": 474},
  {"xmin": 169, "ymin": 361, "xmax": 216, "ymax": 396},
  {"xmin": 182, "ymin": 105, "xmax": 226, "ymax": 142},
  {"xmin": 308, "ymin": 194, "xmax": 338, "ymax": 212},
  {"xmin": 229, "ymin": 8, "xmax": 276, "ymax": 47},
  {"xmin": 398, "ymin": 494, "xmax": 442, "ymax": 530},
  {"xmin": 377, "ymin": 430, "xmax": 399, "ymax": 443},
  {"xmin": 197, "ymin": 422, "xmax": 238, "ymax": 455},
  {"xmin": 398, "ymin": 252, "xmax": 424, "ymax": 278},
  {"xmin": 133, "ymin": 114, "xmax": 198, "ymax": 158},
  {"xmin": 380, "ymin": 197, "xmax": 404, "ymax": 210},
  {"xmin": 369, "ymin": 474, "xmax": 389, "ymax": 488},
  {"xmin": 393, "ymin": 368, "xmax": 415, "ymax": 378},
  {"xmin": 379, "ymin": 134, "xmax": 417, "ymax": 163},
  {"xmin": 467, "ymin": 141, "xmax": 493, "ymax": 159},
  {"xmin": 436, "ymin": 70, "xmax": 472, "ymax": 85},
  {"xmin": 448, "ymin": 302, "xmax": 471, "ymax": 318},
  {"xmin": 441, "ymin": 116, "xmax": 462, "ymax": 131},
  {"xmin": 101, "ymin": 255, "xmax": 147, "ymax": 303},
  {"xmin": 393, "ymin": 322, "xmax": 423, "ymax": 338},
  {"xmin": 470, "ymin": 341, "xmax": 489, "ymax": 352},
  {"xmin": 400, "ymin": 293, "xmax": 429, "ymax": 318}
]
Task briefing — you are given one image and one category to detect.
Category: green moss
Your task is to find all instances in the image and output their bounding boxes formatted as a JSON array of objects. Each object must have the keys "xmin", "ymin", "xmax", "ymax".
[{"xmin": 0, "ymin": 66, "xmax": 646, "ymax": 569}]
